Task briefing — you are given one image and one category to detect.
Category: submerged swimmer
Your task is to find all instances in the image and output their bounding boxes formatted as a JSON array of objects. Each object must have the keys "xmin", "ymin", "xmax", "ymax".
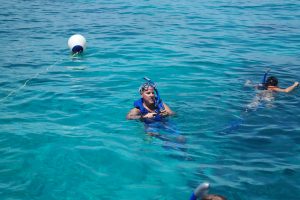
[
  {"xmin": 245, "ymin": 72, "xmax": 299, "ymax": 111},
  {"xmin": 190, "ymin": 182, "xmax": 227, "ymax": 200},
  {"xmin": 245, "ymin": 69, "xmax": 299, "ymax": 93},
  {"xmin": 222, "ymin": 71, "xmax": 299, "ymax": 134},
  {"xmin": 202, "ymin": 195, "xmax": 227, "ymax": 200},
  {"xmin": 264, "ymin": 76, "xmax": 299, "ymax": 93}
]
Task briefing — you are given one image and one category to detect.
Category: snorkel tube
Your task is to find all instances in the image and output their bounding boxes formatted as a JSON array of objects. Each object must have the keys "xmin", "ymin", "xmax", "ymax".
[
  {"xmin": 189, "ymin": 182, "xmax": 210, "ymax": 200},
  {"xmin": 258, "ymin": 68, "xmax": 271, "ymax": 89},
  {"xmin": 143, "ymin": 77, "xmax": 165, "ymax": 111},
  {"xmin": 262, "ymin": 68, "xmax": 271, "ymax": 86}
]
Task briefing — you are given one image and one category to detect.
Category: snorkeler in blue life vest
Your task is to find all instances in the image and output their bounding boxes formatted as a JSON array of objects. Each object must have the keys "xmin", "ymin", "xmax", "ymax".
[
  {"xmin": 126, "ymin": 78, "xmax": 187, "ymax": 148},
  {"xmin": 126, "ymin": 77, "xmax": 174, "ymax": 123}
]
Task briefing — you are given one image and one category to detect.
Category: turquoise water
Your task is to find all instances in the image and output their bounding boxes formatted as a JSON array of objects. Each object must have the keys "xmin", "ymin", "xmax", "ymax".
[{"xmin": 1, "ymin": 0, "xmax": 300, "ymax": 199}]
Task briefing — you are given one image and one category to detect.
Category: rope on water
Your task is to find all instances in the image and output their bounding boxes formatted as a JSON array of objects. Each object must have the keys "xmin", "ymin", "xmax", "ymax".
[{"xmin": 0, "ymin": 57, "xmax": 68, "ymax": 103}]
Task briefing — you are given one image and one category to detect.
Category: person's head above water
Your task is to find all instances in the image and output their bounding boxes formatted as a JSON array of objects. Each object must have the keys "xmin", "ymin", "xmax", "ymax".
[
  {"xmin": 140, "ymin": 85, "xmax": 156, "ymax": 106},
  {"xmin": 191, "ymin": 182, "xmax": 227, "ymax": 200},
  {"xmin": 202, "ymin": 194, "xmax": 227, "ymax": 200},
  {"xmin": 265, "ymin": 76, "xmax": 278, "ymax": 87},
  {"xmin": 245, "ymin": 69, "xmax": 299, "ymax": 93},
  {"xmin": 138, "ymin": 79, "xmax": 159, "ymax": 107},
  {"xmin": 264, "ymin": 75, "xmax": 299, "ymax": 93}
]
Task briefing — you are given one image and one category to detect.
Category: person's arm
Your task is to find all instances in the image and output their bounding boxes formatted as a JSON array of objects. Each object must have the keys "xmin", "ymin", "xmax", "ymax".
[
  {"xmin": 126, "ymin": 108, "xmax": 142, "ymax": 120},
  {"xmin": 163, "ymin": 103, "xmax": 175, "ymax": 115},
  {"xmin": 160, "ymin": 103, "xmax": 175, "ymax": 117},
  {"xmin": 272, "ymin": 82, "xmax": 299, "ymax": 93}
]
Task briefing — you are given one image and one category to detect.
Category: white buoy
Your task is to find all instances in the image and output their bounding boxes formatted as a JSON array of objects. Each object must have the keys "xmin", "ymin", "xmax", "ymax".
[{"xmin": 68, "ymin": 34, "xmax": 86, "ymax": 54}]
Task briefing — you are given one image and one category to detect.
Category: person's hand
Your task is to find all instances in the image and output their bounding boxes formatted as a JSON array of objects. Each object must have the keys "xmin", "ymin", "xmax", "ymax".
[
  {"xmin": 244, "ymin": 80, "xmax": 253, "ymax": 87},
  {"xmin": 294, "ymin": 82, "xmax": 299, "ymax": 87},
  {"xmin": 142, "ymin": 112, "xmax": 157, "ymax": 119},
  {"xmin": 159, "ymin": 109, "xmax": 169, "ymax": 117}
]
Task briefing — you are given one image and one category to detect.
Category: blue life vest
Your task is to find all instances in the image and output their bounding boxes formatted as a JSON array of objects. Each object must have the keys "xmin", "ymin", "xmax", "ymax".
[{"xmin": 133, "ymin": 98, "xmax": 164, "ymax": 122}]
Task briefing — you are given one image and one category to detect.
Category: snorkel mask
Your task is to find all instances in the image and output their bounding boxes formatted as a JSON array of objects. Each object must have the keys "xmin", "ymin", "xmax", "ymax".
[
  {"xmin": 139, "ymin": 77, "xmax": 165, "ymax": 110},
  {"xmin": 139, "ymin": 78, "xmax": 156, "ymax": 94}
]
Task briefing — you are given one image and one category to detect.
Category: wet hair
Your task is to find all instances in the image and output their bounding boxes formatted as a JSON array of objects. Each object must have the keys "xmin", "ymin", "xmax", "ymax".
[
  {"xmin": 265, "ymin": 76, "xmax": 278, "ymax": 87},
  {"xmin": 202, "ymin": 194, "xmax": 227, "ymax": 200},
  {"xmin": 139, "ymin": 82, "xmax": 156, "ymax": 94}
]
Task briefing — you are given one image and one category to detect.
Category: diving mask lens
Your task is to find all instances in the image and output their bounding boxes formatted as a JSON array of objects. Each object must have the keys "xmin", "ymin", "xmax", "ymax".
[{"xmin": 139, "ymin": 82, "xmax": 156, "ymax": 94}]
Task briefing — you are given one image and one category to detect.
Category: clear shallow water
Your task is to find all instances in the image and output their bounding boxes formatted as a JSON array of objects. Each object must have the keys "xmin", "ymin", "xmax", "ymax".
[{"xmin": 1, "ymin": 0, "xmax": 300, "ymax": 199}]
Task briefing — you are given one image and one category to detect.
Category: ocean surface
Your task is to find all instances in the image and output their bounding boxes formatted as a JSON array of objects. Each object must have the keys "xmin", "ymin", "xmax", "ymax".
[{"xmin": 1, "ymin": 0, "xmax": 300, "ymax": 199}]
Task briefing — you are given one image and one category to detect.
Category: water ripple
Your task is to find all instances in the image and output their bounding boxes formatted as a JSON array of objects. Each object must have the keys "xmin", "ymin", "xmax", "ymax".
[{"xmin": 1, "ymin": 0, "xmax": 300, "ymax": 199}]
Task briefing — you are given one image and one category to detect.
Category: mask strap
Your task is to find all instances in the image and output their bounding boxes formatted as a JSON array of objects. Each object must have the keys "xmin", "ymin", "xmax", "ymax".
[{"xmin": 262, "ymin": 68, "xmax": 271, "ymax": 84}]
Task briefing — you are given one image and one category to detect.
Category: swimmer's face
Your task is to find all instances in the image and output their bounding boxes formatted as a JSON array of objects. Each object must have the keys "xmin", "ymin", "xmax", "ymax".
[{"xmin": 141, "ymin": 86, "xmax": 155, "ymax": 104}]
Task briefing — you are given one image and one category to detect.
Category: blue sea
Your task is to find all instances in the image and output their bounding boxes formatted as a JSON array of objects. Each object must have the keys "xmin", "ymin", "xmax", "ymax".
[{"xmin": 1, "ymin": 0, "xmax": 300, "ymax": 199}]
